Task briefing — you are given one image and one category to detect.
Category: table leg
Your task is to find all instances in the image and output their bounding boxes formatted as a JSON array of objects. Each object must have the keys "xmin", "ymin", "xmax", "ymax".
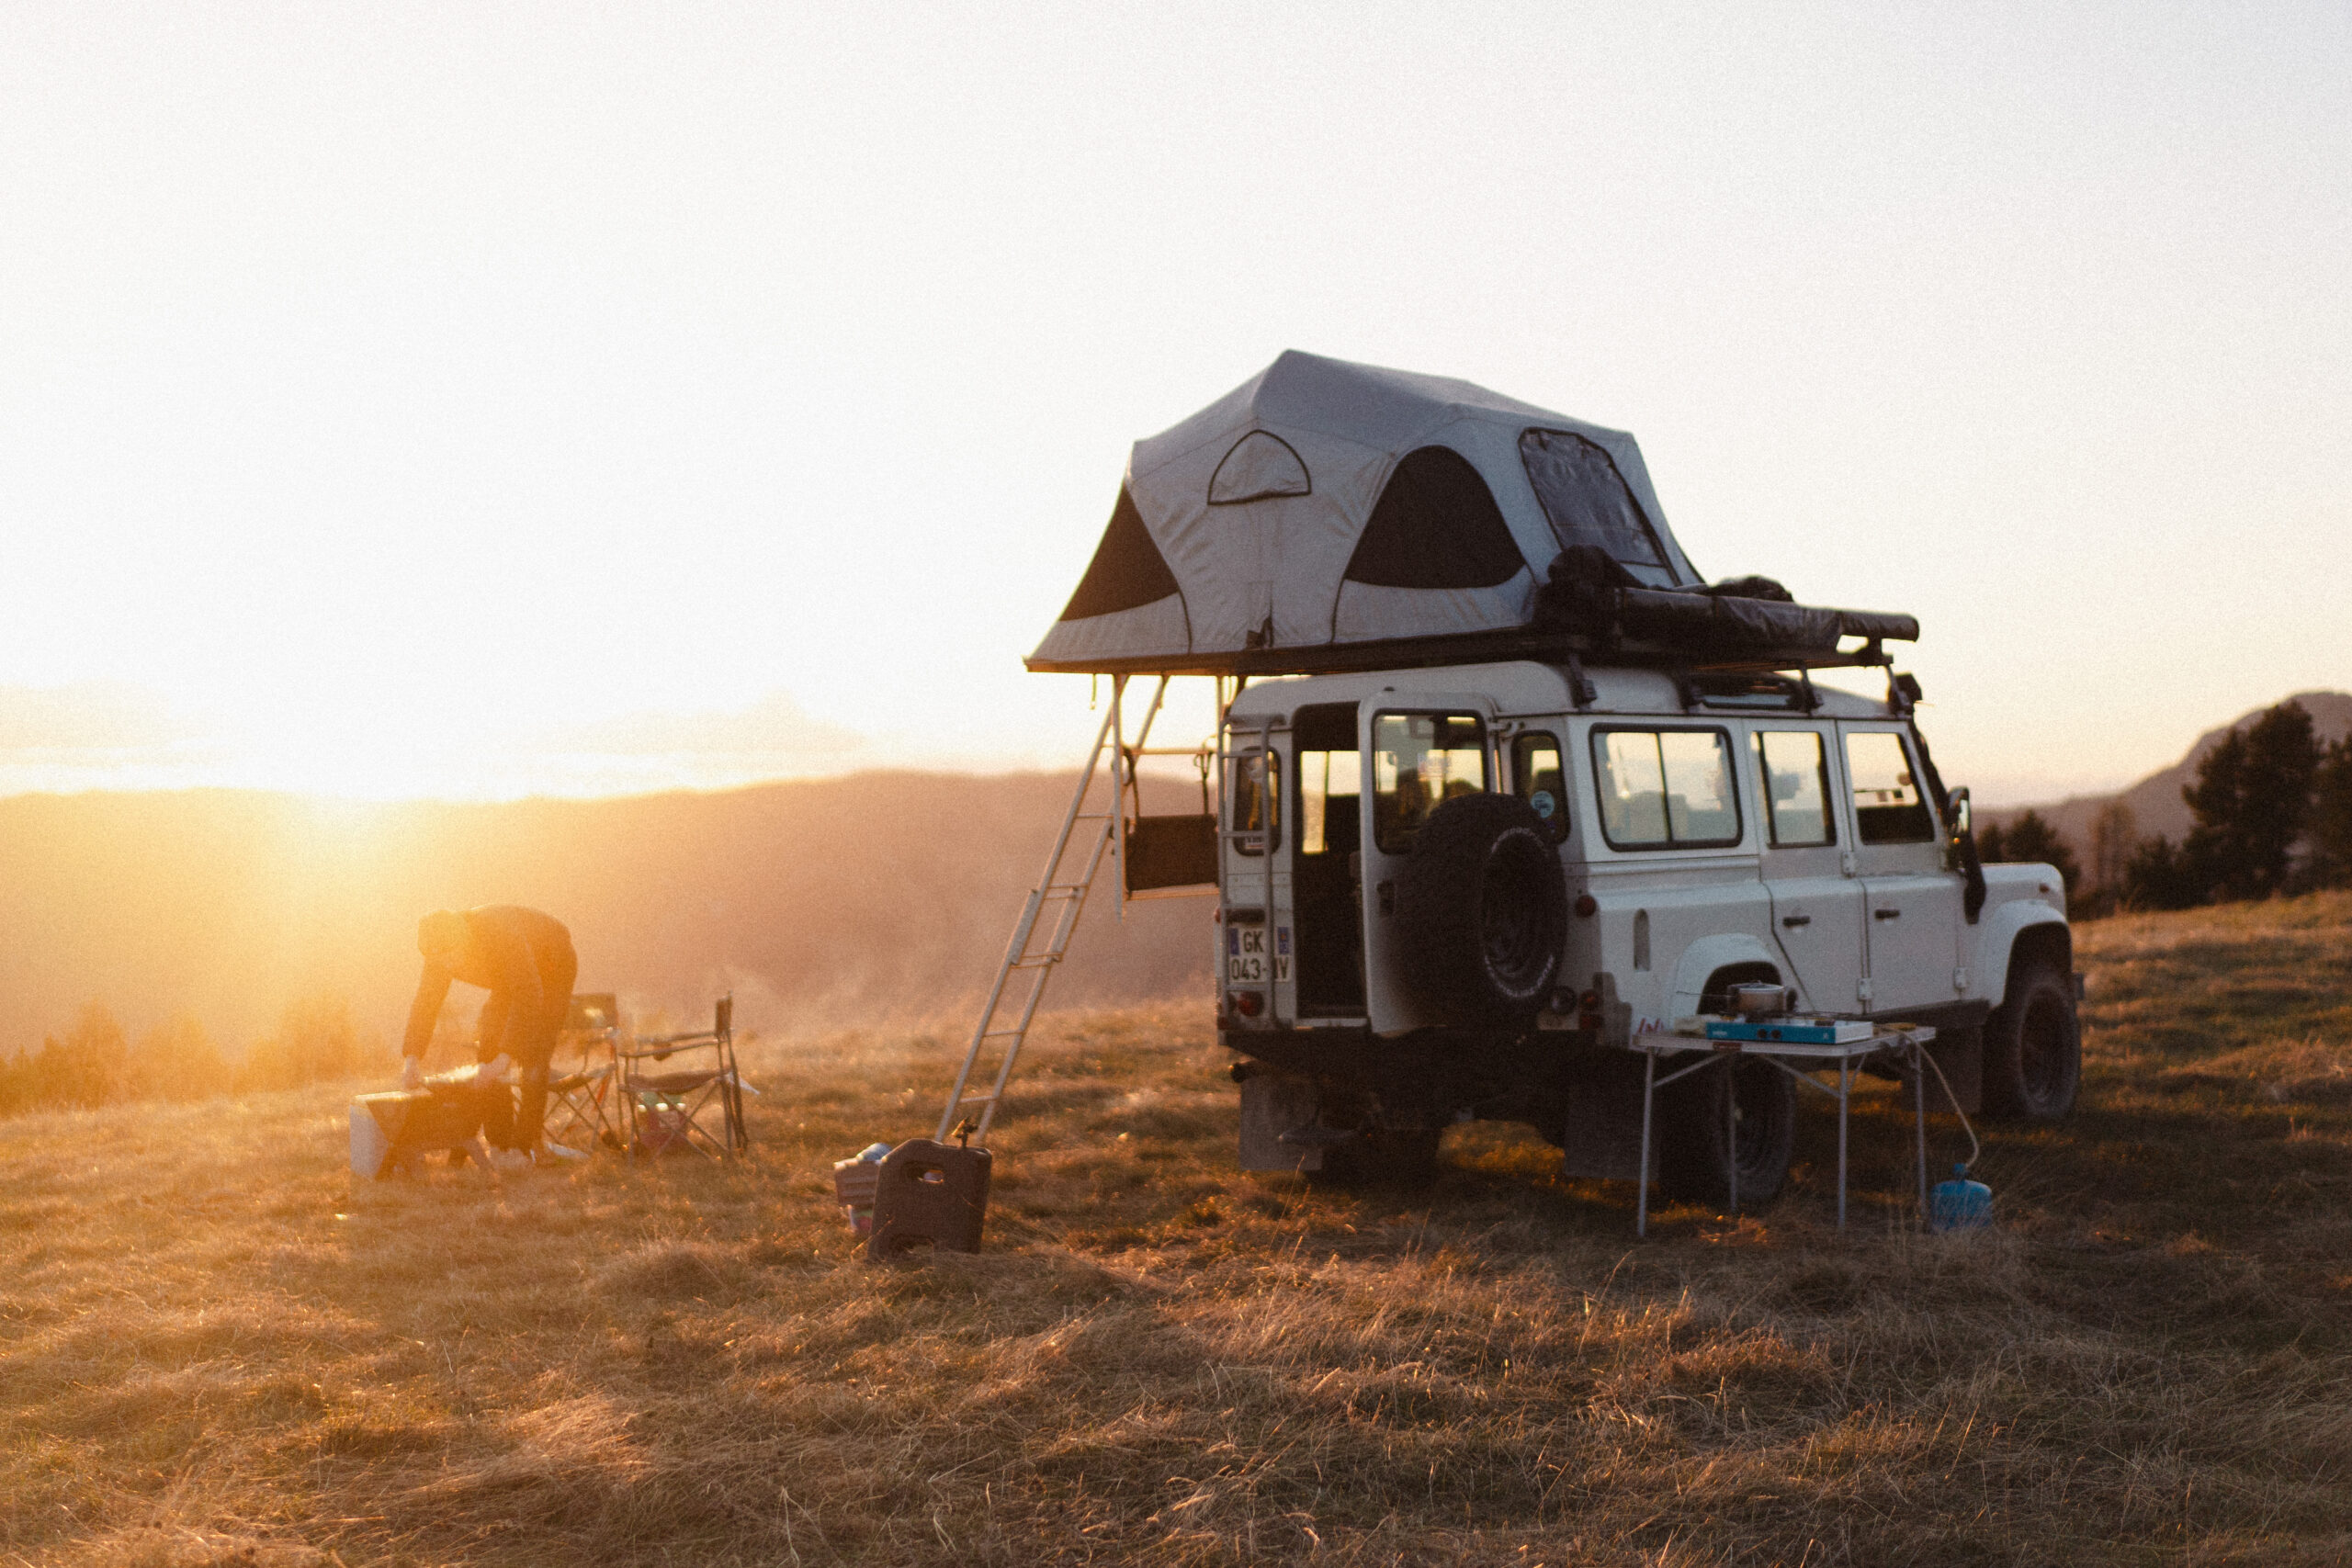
[
  {"xmin": 1912, "ymin": 1042, "xmax": 1928, "ymax": 1221},
  {"xmin": 1636, "ymin": 1048, "xmax": 1657, "ymax": 1238},
  {"xmin": 1724, "ymin": 1056, "xmax": 1738, "ymax": 1214},
  {"xmin": 1837, "ymin": 1059, "xmax": 1850, "ymax": 1230}
]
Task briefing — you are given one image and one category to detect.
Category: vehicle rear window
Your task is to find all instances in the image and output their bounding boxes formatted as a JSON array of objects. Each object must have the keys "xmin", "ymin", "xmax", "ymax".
[
  {"xmin": 1846, "ymin": 730, "xmax": 1935, "ymax": 845},
  {"xmin": 1372, "ymin": 713, "xmax": 1487, "ymax": 852},
  {"xmin": 1751, "ymin": 730, "xmax": 1835, "ymax": 847},
  {"xmin": 1228, "ymin": 746, "xmax": 1280, "ymax": 855},
  {"xmin": 1590, "ymin": 728, "xmax": 1742, "ymax": 849}
]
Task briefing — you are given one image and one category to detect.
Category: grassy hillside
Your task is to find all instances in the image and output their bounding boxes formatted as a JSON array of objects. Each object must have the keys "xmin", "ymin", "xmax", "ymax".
[
  {"xmin": 0, "ymin": 772, "xmax": 1212, "ymax": 1058},
  {"xmin": 5, "ymin": 894, "xmax": 2352, "ymax": 1564}
]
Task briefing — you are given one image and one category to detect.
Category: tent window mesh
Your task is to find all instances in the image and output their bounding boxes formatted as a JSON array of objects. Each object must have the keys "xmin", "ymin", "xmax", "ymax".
[
  {"xmin": 1057, "ymin": 485, "xmax": 1182, "ymax": 621},
  {"xmin": 1342, "ymin": 446, "xmax": 1526, "ymax": 591},
  {"xmin": 1518, "ymin": 428, "xmax": 1678, "ymax": 587},
  {"xmin": 1208, "ymin": 431, "xmax": 1311, "ymax": 505}
]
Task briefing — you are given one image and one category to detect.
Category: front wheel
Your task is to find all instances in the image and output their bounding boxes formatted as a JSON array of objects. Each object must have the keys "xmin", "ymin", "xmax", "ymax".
[
  {"xmin": 1982, "ymin": 957, "xmax": 2080, "ymax": 1121},
  {"xmin": 1657, "ymin": 1055, "xmax": 1796, "ymax": 1209}
]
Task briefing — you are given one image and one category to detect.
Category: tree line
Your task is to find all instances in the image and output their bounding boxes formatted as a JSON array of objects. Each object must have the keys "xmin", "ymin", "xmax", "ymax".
[
  {"xmin": 1980, "ymin": 700, "xmax": 2352, "ymax": 917},
  {"xmin": 0, "ymin": 994, "xmax": 390, "ymax": 1120}
]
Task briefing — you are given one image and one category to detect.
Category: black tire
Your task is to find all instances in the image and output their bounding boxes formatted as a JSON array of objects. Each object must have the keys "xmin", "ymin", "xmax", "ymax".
[
  {"xmin": 1657, "ymin": 1055, "xmax": 1797, "ymax": 1209},
  {"xmin": 1305, "ymin": 1128, "xmax": 1443, "ymax": 1190},
  {"xmin": 1396, "ymin": 793, "xmax": 1568, "ymax": 1030},
  {"xmin": 1982, "ymin": 956, "xmax": 2080, "ymax": 1121}
]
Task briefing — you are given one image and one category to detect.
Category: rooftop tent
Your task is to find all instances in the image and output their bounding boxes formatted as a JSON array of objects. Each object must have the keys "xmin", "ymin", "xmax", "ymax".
[{"xmin": 1029, "ymin": 351, "xmax": 1916, "ymax": 675}]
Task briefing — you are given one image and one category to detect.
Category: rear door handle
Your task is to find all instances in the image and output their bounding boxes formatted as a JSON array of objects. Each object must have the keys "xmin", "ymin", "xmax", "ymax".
[
  {"xmin": 1873, "ymin": 908, "xmax": 1902, "ymax": 921},
  {"xmin": 1781, "ymin": 914, "xmax": 1812, "ymax": 928}
]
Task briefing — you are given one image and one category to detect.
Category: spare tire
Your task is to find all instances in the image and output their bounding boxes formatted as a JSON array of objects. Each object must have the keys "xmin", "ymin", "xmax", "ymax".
[{"xmin": 1397, "ymin": 792, "xmax": 1568, "ymax": 1029}]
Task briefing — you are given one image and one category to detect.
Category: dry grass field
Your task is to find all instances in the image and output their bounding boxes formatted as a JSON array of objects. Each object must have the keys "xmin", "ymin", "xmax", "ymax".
[{"xmin": 6, "ymin": 893, "xmax": 2352, "ymax": 1566}]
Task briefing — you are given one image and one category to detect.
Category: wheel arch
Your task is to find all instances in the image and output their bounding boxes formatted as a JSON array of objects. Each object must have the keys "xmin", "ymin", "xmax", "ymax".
[
  {"xmin": 1668, "ymin": 934, "xmax": 1784, "ymax": 1022},
  {"xmin": 1976, "ymin": 909, "xmax": 2073, "ymax": 1010}
]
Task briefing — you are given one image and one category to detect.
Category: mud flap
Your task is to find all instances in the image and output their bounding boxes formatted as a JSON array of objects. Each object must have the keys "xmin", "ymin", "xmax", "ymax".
[
  {"xmin": 1238, "ymin": 1069, "xmax": 1327, "ymax": 1172},
  {"xmin": 1556, "ymin": 1051, "xmax": 1658, "ymax": 1183}
]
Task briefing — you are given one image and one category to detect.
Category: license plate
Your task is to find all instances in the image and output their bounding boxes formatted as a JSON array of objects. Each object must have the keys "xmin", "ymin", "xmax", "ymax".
[{"xmin": 1224, "ymin": 924, "xmax": 1291, "ymax": 984}]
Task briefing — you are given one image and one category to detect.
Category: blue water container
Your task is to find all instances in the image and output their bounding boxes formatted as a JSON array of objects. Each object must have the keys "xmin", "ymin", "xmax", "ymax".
[{"xmin": 1929, "ymin": 1165, "xmax": 1993, "ymax": 1233}]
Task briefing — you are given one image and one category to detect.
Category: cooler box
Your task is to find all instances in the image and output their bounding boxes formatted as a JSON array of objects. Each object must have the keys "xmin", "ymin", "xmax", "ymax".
[{"xmin": 349, "ymin": 1088, "xmax": 489, "ymax": 1179}]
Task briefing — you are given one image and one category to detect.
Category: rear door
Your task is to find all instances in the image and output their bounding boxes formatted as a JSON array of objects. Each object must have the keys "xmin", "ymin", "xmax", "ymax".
[
  {"xmin": 1749, "ymin": 725, "xmax": 1866, "ymax": 1011},
  {"xmin": 1359, "ymin": 697, "xmax": 1493, "ymax": 1035},
  {"xmin": 1218, "ymin": 714, "xmax": 1290, "ymax": 1021}
]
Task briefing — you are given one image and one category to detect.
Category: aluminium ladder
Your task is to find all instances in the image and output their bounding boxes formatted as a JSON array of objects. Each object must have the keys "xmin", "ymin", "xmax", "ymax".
[{"xmin": 937, "ymin": 673, "xmax": 1214, "ymax": 1143}]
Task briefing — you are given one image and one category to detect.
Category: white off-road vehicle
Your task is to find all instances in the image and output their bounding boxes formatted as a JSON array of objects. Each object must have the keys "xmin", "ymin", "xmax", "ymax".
[
  {"xmin": 1213, "ymin": 660, "xmax": 2078, "ymax": 1201},
  {"xmin": 985, "ymin": 350, "xmax": 2078, "ymax": 1209}
]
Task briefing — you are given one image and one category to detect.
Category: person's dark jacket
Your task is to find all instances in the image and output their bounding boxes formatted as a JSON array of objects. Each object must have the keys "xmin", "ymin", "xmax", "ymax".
[{"xmin": 401, "ymin": 906, "xmax": 576, "ymax": 1065}]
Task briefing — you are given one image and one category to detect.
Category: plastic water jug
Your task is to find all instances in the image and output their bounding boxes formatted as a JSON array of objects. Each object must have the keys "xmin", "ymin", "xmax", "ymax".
[{"xmin": 1928, "ymin": 1165, "xmax": 1993, "ymax": 1233}]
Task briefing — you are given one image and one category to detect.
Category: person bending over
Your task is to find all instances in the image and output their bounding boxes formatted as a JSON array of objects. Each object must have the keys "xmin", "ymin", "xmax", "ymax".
[{"xmin": 401, "ymin": 905, "xmax": 579, "ymax": 1168}]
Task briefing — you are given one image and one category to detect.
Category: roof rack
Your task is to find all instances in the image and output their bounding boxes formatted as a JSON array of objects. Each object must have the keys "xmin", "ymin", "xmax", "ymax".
[{"xmin": 1026, "ymin": 587, "xmax": 1914, "ymax": 680}]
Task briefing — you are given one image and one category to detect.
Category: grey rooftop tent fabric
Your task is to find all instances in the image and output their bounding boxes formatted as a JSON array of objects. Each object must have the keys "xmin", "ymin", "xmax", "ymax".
[{"xmin": 1030, "ymin": 351, "xmax": 1914, "ymax": 674}]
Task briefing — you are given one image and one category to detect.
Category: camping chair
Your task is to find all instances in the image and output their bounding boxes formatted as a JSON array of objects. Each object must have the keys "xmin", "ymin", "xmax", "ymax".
[
  {"xmin": 542, "ymin": 992, "xmax": 624, "ymax": 1154},
  {"xmin": 615, "ymin": 995, "xmax": 749, "ymax": 1158}
]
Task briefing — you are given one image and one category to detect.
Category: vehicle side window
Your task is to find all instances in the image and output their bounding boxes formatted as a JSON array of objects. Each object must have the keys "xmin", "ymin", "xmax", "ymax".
[
  {"xmin": 1372, "ymin": 712, "xmax": 1487, "ymax": 852},
  {"xmin": 1510, "ymin": 731, "xmax": 1570, "ymax": 843},
  {"xmin": 1590, "ymin": 728, "xmax": 1742, "ymax": 849},
  {"xmin": 1229, "ymin": 747, "xmax": 1281, "ymax": 855},
  {"xmin": 1845, "ymin": 730, "xmax": 1935, "ymax": 844},
  {"xmin": 1751, "ymin": 729, "xmax": 1834, "ymax": 847}
]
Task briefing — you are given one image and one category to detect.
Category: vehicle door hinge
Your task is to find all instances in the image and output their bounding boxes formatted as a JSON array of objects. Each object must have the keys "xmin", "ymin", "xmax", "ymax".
[
  {"xmin": 1857, "ymin": 977, "xmax": 1873, "ymax": 1003},
  {"xmin": 1953, "ymin": 966, "xmax": 1969, "ymax": 992},
  {"xmin": 1840, "ymin": 852, "xmax": 1858, "ymax": 878}
]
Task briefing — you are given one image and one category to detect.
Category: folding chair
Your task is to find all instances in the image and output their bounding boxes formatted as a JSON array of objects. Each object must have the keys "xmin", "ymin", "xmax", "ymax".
[
  {"xmin": 616, "ymin": 995, "xmax": 749, "ymax": 1158},
  {"xmin": 543, "ymin": 992, "xmax": 624, "ymax": 1154}
]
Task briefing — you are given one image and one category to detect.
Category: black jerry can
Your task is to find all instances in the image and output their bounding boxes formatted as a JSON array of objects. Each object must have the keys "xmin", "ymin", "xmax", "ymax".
[{"xmin": 866, "ymin": 1138, "xmax": 993, "ymax": 1259}]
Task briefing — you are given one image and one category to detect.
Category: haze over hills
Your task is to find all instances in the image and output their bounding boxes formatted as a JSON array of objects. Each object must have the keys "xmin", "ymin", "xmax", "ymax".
[
  {"xmin": 3, "ymin": 688, "xmax": 2343, "ymax": 1062},
  {"xmin": 1980, "ymin": 690, "xmax": 2352, "ymax": 857},
  {"xmin": 0, "ymin": 773, "xmax": 1216, "ymax": 1060}
]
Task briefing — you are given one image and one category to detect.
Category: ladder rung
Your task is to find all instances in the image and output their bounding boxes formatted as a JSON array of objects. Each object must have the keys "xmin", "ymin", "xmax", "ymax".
[{"xmin": 940, "ymin": 677, "xmax": 1182, "ymax": 1143}]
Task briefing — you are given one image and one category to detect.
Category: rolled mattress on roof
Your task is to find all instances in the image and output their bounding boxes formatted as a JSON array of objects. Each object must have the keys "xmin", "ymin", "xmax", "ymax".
[{"xmin": 1027, "ymin": 350, "xmax": 1915, "ymax": 676}]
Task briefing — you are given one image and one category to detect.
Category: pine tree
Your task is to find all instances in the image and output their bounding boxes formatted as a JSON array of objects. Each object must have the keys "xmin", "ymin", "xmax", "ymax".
[
  {"xmin": 2090, "ymin": 800, "xmax": 2137, "ymax": 904},
  {"xmin": 2311, "ymin": 736, "xmax": 2352, "ymax": 888},
  {"xmin": 2182, "ymin": 701, "xmax": 2321, "ymax": 900},
  {"xmin": 1987, "ymin": 809, "xmax": 2083, "ymax": 902},
  {"xmin": 2121, "ymin": 834, "xmax": 2205, "ymax": 911}
]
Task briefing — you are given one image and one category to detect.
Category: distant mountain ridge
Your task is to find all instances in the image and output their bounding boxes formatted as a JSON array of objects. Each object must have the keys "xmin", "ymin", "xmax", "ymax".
[
  {"xmin": 1981, "ymin": 690, "xmax": 2352, "ymax": 858},
  {"xmin": 0, "ymin": 773, "xmax": 1215, "ymax": 1059}
]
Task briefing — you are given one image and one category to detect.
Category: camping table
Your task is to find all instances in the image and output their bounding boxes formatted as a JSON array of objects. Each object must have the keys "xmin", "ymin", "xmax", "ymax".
[{"xmin": 1630, "ymin": 1021, "xmax": 1939, "ymax": 1236}]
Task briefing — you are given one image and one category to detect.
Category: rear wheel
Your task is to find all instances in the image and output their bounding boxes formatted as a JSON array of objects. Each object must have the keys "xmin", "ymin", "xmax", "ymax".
[
  {"xmin": 1982, "ymin": 956, "xmax": 2080, "ymax": 1120},
  {"xmin": 1657, "ymin": 1055, "xmax": 1796, "ymax": 1209}
]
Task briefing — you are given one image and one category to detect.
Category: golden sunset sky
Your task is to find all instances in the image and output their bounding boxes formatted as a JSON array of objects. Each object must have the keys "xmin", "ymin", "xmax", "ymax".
[{"xmin": 2, "ymin": 6, "xmax": 2345, "ymax": 804}]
